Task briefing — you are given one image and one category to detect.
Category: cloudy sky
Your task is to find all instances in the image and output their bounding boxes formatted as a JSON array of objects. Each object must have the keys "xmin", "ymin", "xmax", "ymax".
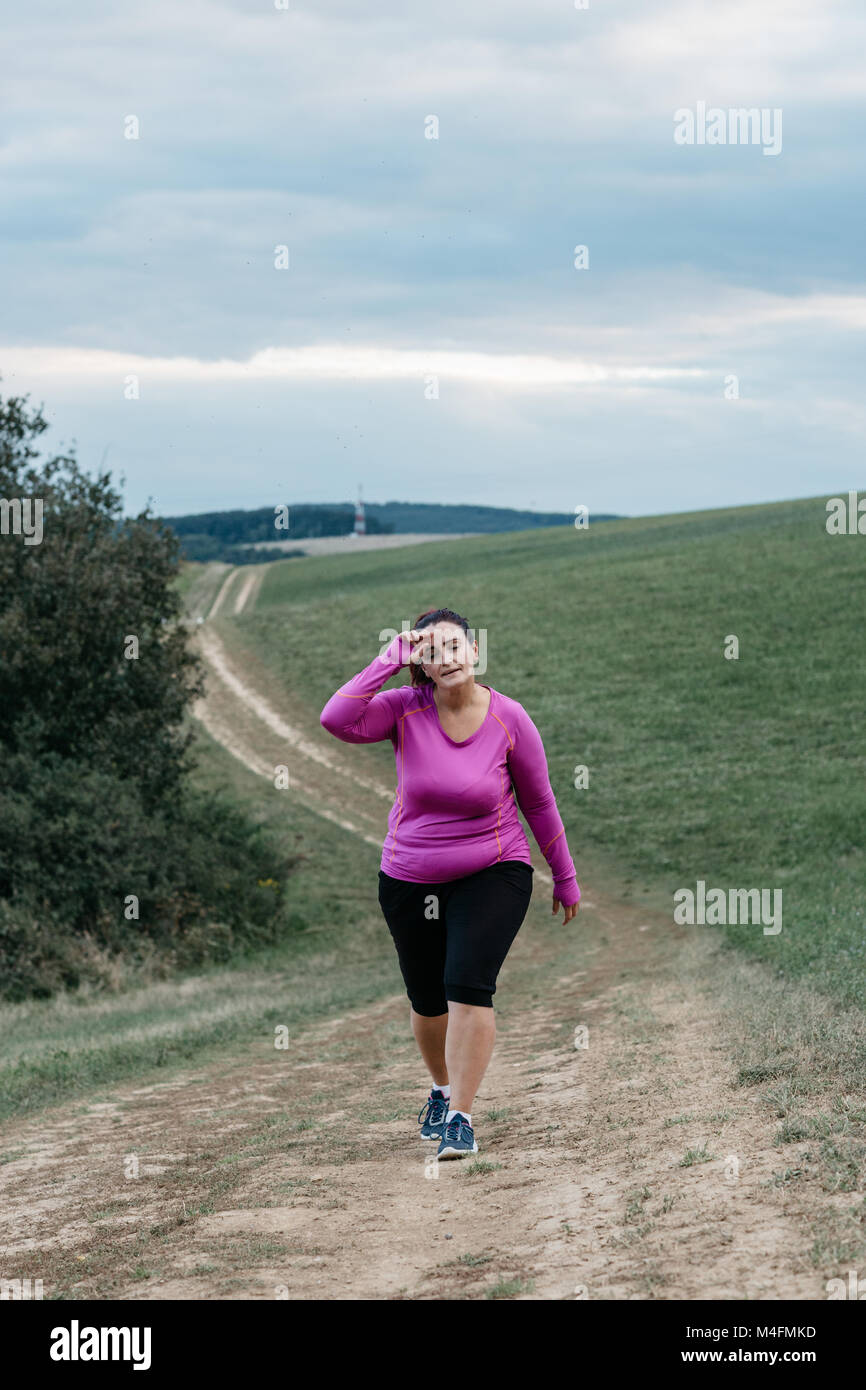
[{"xmin": 1, "ymin": 0, "xmax": 864, "ymax": 518}]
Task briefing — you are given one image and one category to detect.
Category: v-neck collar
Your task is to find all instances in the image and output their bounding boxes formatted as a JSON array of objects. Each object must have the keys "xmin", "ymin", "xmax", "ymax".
[{"xmin": 430, "ymin": 684, "xmax": 493, "ymax": 747}]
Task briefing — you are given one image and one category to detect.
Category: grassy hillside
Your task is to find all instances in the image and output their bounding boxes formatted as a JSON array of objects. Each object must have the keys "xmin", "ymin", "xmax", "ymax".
[
  {"xmin": 226, "ymin": 494, "xmax": 866, "ymax": 1006},
  {"xmin": 7, "ymin": 492, "xmax": 861, "ymax": 1117}
]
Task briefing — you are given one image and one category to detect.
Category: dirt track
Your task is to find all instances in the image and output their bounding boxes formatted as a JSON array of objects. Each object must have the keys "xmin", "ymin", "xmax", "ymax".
[
  {"xmin": 0, "ymin": 893, "xmax": 820, "ymax": 1299},
  {"xmin": 0, "ymin": 570, "xmax": 830, "ymax": 1299}
]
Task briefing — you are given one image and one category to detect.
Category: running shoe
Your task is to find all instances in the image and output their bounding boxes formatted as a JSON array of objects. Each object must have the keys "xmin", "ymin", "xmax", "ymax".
[
  {"xmin": 437, "ymin": 1113, "xmax": 479, "ymax": 1160},
  {"xmin": 418, "ymin": 1088, "xmax": 449, "ymax": 1140}
]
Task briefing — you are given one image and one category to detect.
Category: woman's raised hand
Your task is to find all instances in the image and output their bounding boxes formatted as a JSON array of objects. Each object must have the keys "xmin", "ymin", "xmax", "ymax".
[{"xmin": 392, "ymin": 628, "xmax": 432, "ymax": 667}]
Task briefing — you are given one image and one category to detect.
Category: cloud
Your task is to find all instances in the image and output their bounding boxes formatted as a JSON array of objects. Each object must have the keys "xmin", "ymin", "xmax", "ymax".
[
  {"xmin": 0, "ymin": 343, "xmax": 707, "ymax": 389},
  {"xmin": 1, "ymin": 0, "xmax": 864, "ymax": 513}
]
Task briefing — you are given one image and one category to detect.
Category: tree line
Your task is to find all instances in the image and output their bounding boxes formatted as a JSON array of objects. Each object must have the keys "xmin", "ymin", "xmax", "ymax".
[{"xmin": 0, "ymin": 389, "xmax": 298, "ymax": 1000}]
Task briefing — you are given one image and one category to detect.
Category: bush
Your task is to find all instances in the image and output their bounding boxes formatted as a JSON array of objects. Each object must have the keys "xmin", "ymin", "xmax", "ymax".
[
  {"xmin": 0, "ymin": 386, "xmax": 299, "ymax": 999},
  {"xmin": 0, "ymin": 770, "xmax": 301, "ymax": 999}
]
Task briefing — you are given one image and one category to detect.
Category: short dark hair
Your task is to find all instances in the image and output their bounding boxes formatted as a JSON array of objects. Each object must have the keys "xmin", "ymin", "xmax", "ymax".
[{"xmin": 409, "ymin": 608, "xmax": 472, "ymax": 686}]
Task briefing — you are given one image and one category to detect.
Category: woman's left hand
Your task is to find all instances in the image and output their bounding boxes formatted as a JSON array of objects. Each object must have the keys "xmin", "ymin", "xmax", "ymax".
[{"xmin": 552, "ymin": 896, "xmax": 579, "ymax": 924}]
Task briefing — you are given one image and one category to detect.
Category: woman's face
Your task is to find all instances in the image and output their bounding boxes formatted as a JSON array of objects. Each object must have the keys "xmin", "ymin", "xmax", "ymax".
[{"xmin": 417, "ymin": 622, "xmax": 478, "ymax": 691}]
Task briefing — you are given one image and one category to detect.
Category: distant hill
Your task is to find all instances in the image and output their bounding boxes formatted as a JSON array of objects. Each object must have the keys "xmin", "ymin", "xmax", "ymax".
[
  {"xmin": 359, "ymin": 502, "xmax": 620, "ymax": 534},
  {"xmin": 164, "ymin": 501, "xmax": 621, "ymax": 563}
]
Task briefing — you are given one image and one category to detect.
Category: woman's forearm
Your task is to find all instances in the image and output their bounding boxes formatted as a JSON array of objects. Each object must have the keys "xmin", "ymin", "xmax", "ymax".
[
  {"xmin": 319, "ymin": 632, "xmax": 408, "ymax": 743},
  {"xmin": 508, "ymin": 709, "xmax": 581, "ymax": 905}
]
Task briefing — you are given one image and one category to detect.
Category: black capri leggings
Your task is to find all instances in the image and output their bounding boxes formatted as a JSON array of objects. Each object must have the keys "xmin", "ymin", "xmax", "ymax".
[{"xmin": 377, "ymin": 859, "xmax": 534, "ymax": 1013}]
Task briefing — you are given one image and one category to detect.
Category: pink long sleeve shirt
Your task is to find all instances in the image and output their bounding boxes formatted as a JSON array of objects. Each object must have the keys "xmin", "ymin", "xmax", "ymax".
[{"xmin": 319, "ymin": 633, "xmax": 581, "ymax": 906}]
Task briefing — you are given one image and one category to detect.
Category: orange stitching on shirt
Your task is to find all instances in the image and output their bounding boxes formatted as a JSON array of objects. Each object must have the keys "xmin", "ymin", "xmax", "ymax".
[
  {"xmin": 489, "ymin": 702, "xmax": 517, "ymax": 860},
  {"xmin": 489, "ymin": 709, "xmax": 514, "ymax": 749},
  {"xmin": 388, "ymin": 703, "xmax": 432, "ymax": 862},
  {"xmin": 492, "ymin": 766, "xmax": 506, "ymax": 860},
  {"xmin": 492, "ymin": 753, "xmax": 516, "ymax": 862},
  {"xmin": 542, "ymin": 826, "xmax": 564, "ymax": 854}
]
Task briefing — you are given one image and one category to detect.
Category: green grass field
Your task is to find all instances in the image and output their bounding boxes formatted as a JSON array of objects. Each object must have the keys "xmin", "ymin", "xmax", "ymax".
[
  {"xmin": 4, "ymin": 493, "xmax": 863, "ymax": 1123},
  {"xmin": 232, "ymin": 493, "xmax": 866, "ymax": 1007}
]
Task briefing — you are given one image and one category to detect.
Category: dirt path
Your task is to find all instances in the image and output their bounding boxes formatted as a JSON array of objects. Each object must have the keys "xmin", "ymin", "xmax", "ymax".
[
  {"xmin": 0, "ymin": 895, "xmax": 821, "ymax": 1300},
  {"xmin": 0, "ymin": 595, "xmax": 827, "ymax": 1300},
  {"xmin": 231, "ymin": 569, "xmax": 263, "ymax": 615},
  {"xmin": 247, "ymin": 531, "xmax": 482, "ymax": 559}
]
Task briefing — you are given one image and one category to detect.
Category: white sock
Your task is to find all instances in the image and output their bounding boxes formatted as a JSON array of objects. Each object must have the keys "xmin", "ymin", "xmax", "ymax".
[
  {"xmin": 432, "ymin": 1082, "xmax": 451, "ymax": 1099},
  {"xmin": 446, "ymin": 1108, "xmax": 471, "ymax": 1126}
]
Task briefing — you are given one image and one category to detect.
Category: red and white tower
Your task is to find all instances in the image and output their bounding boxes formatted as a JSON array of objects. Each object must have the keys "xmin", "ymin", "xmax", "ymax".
[{"xmin": 353, "ymin": 485, "xmax": 366, "ymax": 536}]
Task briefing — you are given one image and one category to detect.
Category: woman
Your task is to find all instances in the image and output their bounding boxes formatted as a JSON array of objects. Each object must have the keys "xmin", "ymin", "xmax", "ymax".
[{"xmin": 319, "ymin": 608, "xmax": 580, "ymax": 1160}]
